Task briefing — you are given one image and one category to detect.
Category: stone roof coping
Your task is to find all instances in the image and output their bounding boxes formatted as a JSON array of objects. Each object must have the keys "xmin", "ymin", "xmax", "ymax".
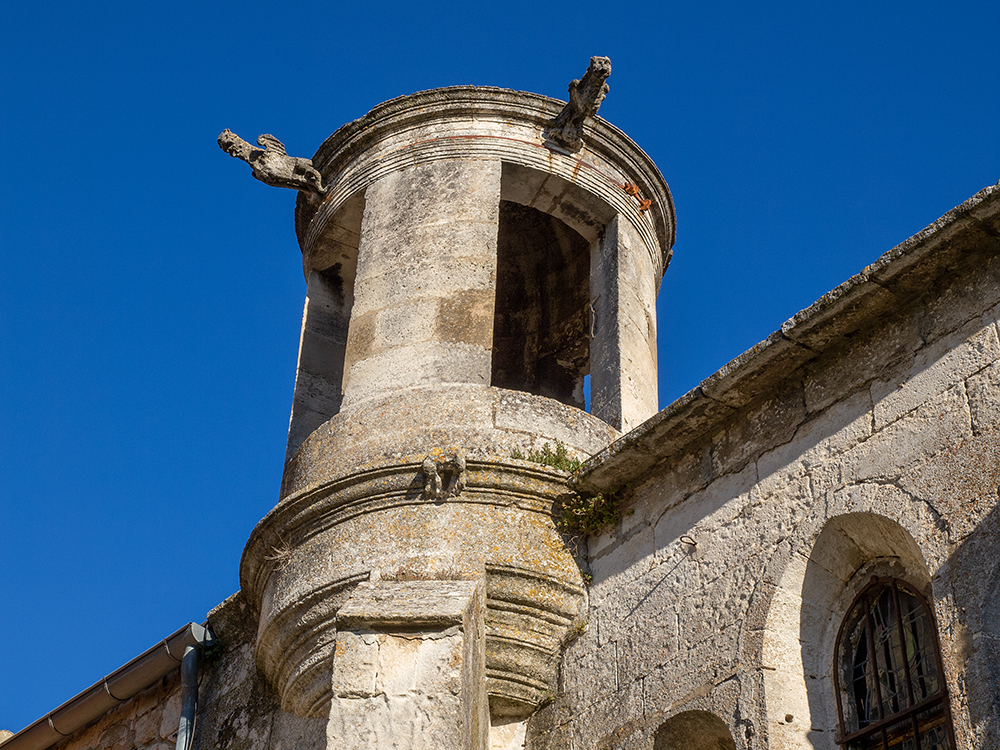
[{"xmin": 576, "ymin": 181, "xmax": 1000, "ymax": 492}]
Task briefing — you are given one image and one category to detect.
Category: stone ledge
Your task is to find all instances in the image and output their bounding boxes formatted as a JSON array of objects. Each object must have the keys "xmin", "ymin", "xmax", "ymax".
[{"xmin": 338, "ymin": 580, "xmax": 482, "ymax": 630}]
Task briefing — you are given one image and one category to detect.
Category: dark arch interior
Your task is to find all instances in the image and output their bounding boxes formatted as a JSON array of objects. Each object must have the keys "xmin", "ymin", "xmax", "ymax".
[
  {"xmin": 653, "ymin": 710, "xmax": 737, "ymax": 750},
  {"xmin": 491, "ymin": 200, "xmax": 591, "ymax": 408}
]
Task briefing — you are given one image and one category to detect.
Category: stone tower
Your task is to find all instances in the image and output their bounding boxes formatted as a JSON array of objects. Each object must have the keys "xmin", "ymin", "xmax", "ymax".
[{"xmin": 225, "ymin": 59, "xmax": 675, "ymax": 748}]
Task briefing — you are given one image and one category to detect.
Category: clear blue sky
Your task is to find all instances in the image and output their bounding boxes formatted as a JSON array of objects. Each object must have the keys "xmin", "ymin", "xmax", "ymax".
[{"xmin": 2, "ymin": 0, "xmax": 997, "ymax": 734}]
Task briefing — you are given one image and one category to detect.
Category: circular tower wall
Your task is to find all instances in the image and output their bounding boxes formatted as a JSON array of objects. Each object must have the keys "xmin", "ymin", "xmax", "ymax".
[{"xmin": 241, "ymin": 84, "xmax": 675, "ymax": 721}]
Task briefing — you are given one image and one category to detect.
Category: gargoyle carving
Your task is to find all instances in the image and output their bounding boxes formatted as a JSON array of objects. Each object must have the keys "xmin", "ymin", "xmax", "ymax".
[
  {"xmin": 422, "ymin": 451, "xmax": 467, "ymax": 500},
  {"xmin": 546, "ymin": 56, "xmax": 612, "ymax": 152},
  {"xmin": 218, "ymin": 130, "xmax": 324, "ymax": 197}
]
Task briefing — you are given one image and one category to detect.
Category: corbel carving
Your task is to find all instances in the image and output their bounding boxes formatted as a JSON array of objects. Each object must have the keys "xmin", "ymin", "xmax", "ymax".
[{"xmin": 421, "ymin": 451, "xmax": 467, "ymax": 500}]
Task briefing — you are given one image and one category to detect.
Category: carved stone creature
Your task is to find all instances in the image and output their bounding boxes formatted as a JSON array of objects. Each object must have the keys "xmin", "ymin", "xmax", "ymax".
[
  {"xmin": 218, "ymin": 129, "xmax": 324, "ymax": 196},
  {"xmin": 546, "ymin": 56, "xmax": 612, "ymax": 151},
  {"xmin": 422, "ymin": 452, "xmax": 467, "ymax": 500}
]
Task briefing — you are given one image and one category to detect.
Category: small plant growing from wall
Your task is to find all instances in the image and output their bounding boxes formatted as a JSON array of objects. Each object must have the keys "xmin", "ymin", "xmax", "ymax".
[
  {"xmin": 511, "ymin": 440, "xmax": 583, "ymax": 473},
  {"xmin": 563, "ymin": 617, "xmax": 589, "ymax": 644},
  {"xmin": 512, "ymin": 442, "xmax": 631, "ymax": 537},
  {"xmin": 264, "ymin": 536, "xmax": 295, "ymax": 570},
  {"xmin": 555, "ymin": 488, "xmax": 627, "ymax": 536}
]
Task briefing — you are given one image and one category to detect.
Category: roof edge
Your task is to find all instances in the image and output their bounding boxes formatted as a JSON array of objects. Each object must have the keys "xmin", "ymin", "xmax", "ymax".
[
  {"xmin": 1, "ymin": 623, "xmax": 214, "ymax": 750},
  {"xmin": 577, "ymin": 180, "xmax": 1000, "ymax": 492}
]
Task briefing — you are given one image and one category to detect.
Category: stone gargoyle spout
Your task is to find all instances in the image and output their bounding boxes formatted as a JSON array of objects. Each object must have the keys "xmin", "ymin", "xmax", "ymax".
[
  {"xmin": 218, "ymin": 130, "xmax": 324, "ymax": 197},
  {"xmin": 546, "ymin": 56, "xmax": 612, "ymax": 152}
]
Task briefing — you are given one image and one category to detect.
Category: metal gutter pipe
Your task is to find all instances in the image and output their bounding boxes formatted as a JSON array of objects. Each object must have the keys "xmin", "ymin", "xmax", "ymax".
[
  {"xmin": 174, "ymin": 645, "xmax": 198, "ymax": 750},
  {"xmin": 0, "ymin": 623, "xmax": 214, "ymax": 750}
]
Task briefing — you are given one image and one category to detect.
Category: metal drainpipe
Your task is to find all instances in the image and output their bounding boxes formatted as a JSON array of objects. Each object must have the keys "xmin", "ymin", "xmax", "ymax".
[{"xmin": 175, "ymin": 645, "xmax": 199, "ymax": 750}]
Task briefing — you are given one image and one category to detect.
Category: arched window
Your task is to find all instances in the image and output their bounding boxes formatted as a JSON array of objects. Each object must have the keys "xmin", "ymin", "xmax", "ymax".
[
  {"xmin": 834, "ymin": 578, "xmax": 955, "ymax": 749},
  {"xmin": 653, "ymin": 710, "xmax": 736, "ymax": 750}
]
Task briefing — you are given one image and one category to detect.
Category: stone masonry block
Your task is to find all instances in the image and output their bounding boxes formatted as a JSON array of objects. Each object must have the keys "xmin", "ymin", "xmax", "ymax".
[
  {"xmin": 352, "ymin": 256, "xmax": 496, "ymax": 317},
  {"xmin": 371, "ymin": 297, "xmax": 439, "ymax": 351},
  {"xmin": 610, "ymin": 446, "xmax": 713, "ymax": 552},
  {"xmin": 919, "ymin": 249, "xmax": 1000, "ymax": 346},
  {"xmin": 898, "ymin": 430, "xmax": 1000, "ymax": 542},
  {"xmin": 870, "ymin": 209, "xmax": 1000, "ymax": 305},
  {"xmin": 653, "ymin": 462, "xmax": 757, "ymax": 559},
  {"xmin": 616, "ymin": 616, "xmax": 676, "ymax": 687},
  {"xmin": 494, "ymin": 388, "xmax": 619, "ymax": 455},
  {"xmin": 589, "ymin": 524, "xmax": 656, "ymax": 605},
  {"xmin": 711, "ymin": 378, "xmax": 806, "ymax": 477},
  {"xmin": 344, "ymin": 342, "xmax": 491, "ymax": 404},
  {"xmin": 824, "ymin": 483, "xmax": 951, "ymax": 575},
  {"xmin": 756, "ymin": 388, "xmax": 873, "ymax": 486},
  {"xmin": 967, "ymin": 358, "xmax": 1000, "ymax": 434},
  {"xmin": 268, "ymin": 711, "xmax": 327, "ymax": 750},
  {"xmin": 683, "ymin": 475, "xmax": 809, "ymax": 583},
  {"xmin": 838, "ymin": 382, "xmax": 972, "ymax": 485},
  {"xmin": 871, "ymin": 315, "xmax": 999, "ymax": 431},
  {"xmin": 700, "ymin": 330, "xmax": 817, "ymax": 409},
  {"xmin": 332, "ymin": 632, "xmax": 380, "ymax": 697},
  {"xmin": 157, "ymin": 693, "xmax": 181, "ymax": 740},
  {"xmin": 568, "ymin": 678, "xmax": 646, "ymax": 750},
  {"xmin": 359, "ymin": 160, "xmax": 502, "ymax": 248},
  {"xmin": 561, "ymin": 636, "xmax": 619, "ymax": 714},
  {"xmin": 338, "ymin": 580, "xmax": 480, "ymax": 629},
  {"xmin": 434, "ymin": 288, "xmax": 495, "ymax": 349},
  {"xmin": 781, "ymin": 272, "xmax": 901, "ymax": 352},
  {"xmin": 803, "ymin": 311, "xmax": 924, "ymax": 413},
  {"xmin": 329, "ymin": 580, "xmax": 487, "ymax": 750},
  {"xmin": 641, "ymin": 636, "xmax": 737, "ymax": 714},
  {"xmin": 134, "ymin": 708, "xmax": 160, "ymax": 745},
  {"xmin": 672, "ymin": 551, "xmax": 764, "ymax": 653},
  {"xmin": 593, "ymin": 549, "xmax": 692, "ymax": 650}
]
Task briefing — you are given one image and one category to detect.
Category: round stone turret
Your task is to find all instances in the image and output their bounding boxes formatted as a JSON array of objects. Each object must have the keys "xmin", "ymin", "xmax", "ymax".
[{"xmin": 238, "ymin": 80, "xmax": 675, "ymax": 730}]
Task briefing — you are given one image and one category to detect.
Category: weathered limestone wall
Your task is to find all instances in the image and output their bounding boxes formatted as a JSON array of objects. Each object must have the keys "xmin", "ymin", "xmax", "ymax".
[
  {"xmin": 590, "ymin": 215, "xmax": 659, "ymax": 433},
  {"xmin": 194, "ymin": 592, "xmax": 328, "ymax": 750},
  {"xmin": 327, "ymin": 580, "xmax": 488, "ymax": 750},
  {"xmin": 48, "ymin": 673, "xmax": 183, "ymax": 750},
  {"xmin": 286, "ymin": 192, "xmax": 363, "ymax": 460},
  {"xmin": 530, "ymin": 186, "xmax": 1000, "ymax": 749},
  {"xmin": 341, "ymin": 159, "xmax": 502, "ymax": 407}
]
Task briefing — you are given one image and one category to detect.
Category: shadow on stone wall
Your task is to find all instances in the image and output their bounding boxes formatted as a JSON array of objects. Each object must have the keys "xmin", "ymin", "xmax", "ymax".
[{"xmin": 949, "ymin": 495, "xmax": 1000, "ymax": 745}]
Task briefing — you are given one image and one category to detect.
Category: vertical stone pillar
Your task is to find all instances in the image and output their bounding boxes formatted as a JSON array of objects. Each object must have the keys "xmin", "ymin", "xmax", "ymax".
[
  {"xmin": 327, "ymin": 580, "xmax": 488, "ymax": 750},
  {"xmin": 286, "ymin": 267, "xmax": 353, "ymax": 462},
  {"xmin": 590, "ymin": 214, "xmax": 659, "ymax": 433},
  {"xmin": 341, "ymin": 160, "xmax": 502, "ymax": 407}
]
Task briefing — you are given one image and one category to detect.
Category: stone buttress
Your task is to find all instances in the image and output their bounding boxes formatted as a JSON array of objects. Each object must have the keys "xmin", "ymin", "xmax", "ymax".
[{"xmin": 232, "ymin": 70, "xmax": 675, "ymax": 748}]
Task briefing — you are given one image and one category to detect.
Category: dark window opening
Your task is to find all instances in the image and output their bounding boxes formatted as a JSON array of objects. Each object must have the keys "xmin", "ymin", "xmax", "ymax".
[
  {"xmin": 491, "ymin": 201, "xmax": 591, "ymax": 409},
  {"xmin": 834, "ymin": 579, "xmax": 955, "ymax": 750}
]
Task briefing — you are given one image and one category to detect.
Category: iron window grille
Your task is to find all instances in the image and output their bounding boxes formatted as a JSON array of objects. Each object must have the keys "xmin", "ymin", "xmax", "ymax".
[{"xmin": 833, "ymin": 577, "xmax": 955, "ymax": 749}]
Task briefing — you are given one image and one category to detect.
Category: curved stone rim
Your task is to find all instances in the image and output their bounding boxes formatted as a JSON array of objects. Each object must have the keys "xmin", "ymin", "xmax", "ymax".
[
  {"xmin": 240, "ymin": 457, "xmax": 581, "ymax": 605},
  {"xmin": 294, "ymin": 85, "xmax": 676, "ymax": 270},
  {"xmin": 280, "ymin": 384, "xmax": 621, "ymax": 500},
  {"xmin": 241, "ymin": 461, "xmax": 589, "ymax": 719}
]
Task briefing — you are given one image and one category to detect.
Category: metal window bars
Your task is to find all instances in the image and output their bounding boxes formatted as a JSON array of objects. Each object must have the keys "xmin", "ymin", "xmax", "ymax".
[{"xmin": 833, "ymin": 578, "xmax": 955, "ymax": 750}]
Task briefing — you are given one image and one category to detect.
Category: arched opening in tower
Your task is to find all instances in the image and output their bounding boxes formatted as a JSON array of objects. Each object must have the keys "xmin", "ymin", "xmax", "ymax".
[{"xmin": 491, "ymin": 200, "xmax": 590, "ymax": 409}]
